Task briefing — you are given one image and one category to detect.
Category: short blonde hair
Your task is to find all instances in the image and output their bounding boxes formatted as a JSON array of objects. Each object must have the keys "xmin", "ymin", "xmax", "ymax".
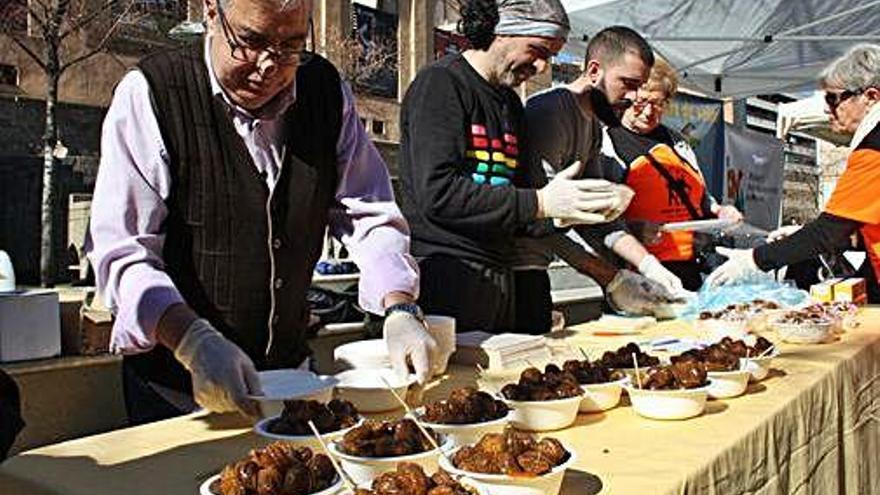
[{"xmin": 646, "ymin": 58, "xmax": 679, "ymax": 99}]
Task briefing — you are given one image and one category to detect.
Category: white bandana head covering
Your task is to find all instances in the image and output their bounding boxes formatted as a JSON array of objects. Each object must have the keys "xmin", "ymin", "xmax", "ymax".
[{"xmin": 493, "ymin": 0, "xmax": 570, "ymax": 39}]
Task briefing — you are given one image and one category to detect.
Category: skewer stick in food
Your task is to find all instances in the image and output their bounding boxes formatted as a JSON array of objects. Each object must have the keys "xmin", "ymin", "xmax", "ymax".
[
  {"xmin": 631, "ymin": 353, "xmax": 643, "ymax": 389},
  {"xmin": 306, "ymin": 420, "xmax": 358, "ymax": 492},
  {"xmin": 378, "ymin": 376, "xmax": 444, "ymax": 454}
]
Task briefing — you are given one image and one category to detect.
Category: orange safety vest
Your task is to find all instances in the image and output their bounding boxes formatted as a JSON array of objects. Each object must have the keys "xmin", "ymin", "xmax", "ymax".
[
  {"xmin": 824, "ymin": 123, "xmax": 880, "ymax": 282},
  {"xmin": 623, "ymin": 144, "xmax": 709, "ymax": 262}
]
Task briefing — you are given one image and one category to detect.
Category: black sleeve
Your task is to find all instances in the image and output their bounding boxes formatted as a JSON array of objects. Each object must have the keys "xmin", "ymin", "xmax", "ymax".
[
  {"xmin": 754, "ymin": 213, "xmax": 861, "ymax": 270},
  {"xmin": 400, "ymin": 67, "xmax": 538, "ymax": 239}
]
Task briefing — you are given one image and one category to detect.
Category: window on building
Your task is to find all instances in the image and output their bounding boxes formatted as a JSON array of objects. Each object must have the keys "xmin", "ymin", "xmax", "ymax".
[
  {"xmin": 372, "ymin": 119, "xmax": 385, "ymax": 135},
  {"xmin": 360, "ymin": 117, "xmax": 368, "ymax": 129},
  {"xmin": 0, "ymin": 64, "xmax": 19, "ymax": 87}
]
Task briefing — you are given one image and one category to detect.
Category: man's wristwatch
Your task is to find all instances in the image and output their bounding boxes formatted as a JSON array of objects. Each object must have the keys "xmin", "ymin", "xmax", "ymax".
[{"xmin": 385, "ymin": 302, "xmax": 425, "ymax": 322}]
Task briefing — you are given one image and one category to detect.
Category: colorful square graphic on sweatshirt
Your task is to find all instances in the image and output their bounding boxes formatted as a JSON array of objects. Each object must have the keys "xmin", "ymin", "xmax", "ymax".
[{"xmin": 465, "ymin": 123, "xmax": 518, "ymax": 186}]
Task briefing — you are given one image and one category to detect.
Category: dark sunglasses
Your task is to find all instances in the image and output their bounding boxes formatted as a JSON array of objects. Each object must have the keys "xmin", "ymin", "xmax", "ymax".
[{"xmin": 824, "ymin": 88, "xmax": 864, "ymax": 110}]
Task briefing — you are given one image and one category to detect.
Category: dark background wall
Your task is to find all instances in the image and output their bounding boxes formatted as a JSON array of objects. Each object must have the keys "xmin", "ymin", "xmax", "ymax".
[{"xmin": 0, "ymin": 96, "xmax": 104, "ymax": 284}]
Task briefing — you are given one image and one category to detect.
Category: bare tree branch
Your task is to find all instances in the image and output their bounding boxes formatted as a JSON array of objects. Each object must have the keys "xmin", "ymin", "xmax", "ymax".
[
  {"xmin": 59, "ymin": 0, "xmax": 136, "ymax": 73},
  {"xmin": 59, "ymin": 0, "xmax": 122, "ymax": 40},
  {"xmin": 9, "ymin": 34, "xmax": 48, "ymax": 70}
]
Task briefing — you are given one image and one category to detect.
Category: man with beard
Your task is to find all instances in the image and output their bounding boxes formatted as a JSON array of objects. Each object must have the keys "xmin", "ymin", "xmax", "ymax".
[
  {"xmin": 87, "ymin": 0, "xmax": 439, "ymax": 424},
  {"xmin": 513, "ymin": 26, "xmax": 679, "ymax": 333},
  {"xmin": 398, "ymin": 0, "xmax": 632, "ymax": 334}
]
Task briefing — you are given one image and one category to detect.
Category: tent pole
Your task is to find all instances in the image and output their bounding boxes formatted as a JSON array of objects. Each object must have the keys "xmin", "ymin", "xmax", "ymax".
[
  {"xmin": 777, "ymin": 0, "xmax": 880, "ymax": 36},
  {"xmin": 648, "ymin": 35, "xmax": 880, "ymax": 42}
]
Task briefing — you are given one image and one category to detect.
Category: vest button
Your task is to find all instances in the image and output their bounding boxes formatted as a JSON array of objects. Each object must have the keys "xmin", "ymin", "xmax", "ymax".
[
  {"xmin": 273, "ymin": 238, "xmax": 282, "ymax": 249},
  {"xmin": 274, "ymin": 277, "xmax": 283, "ymax": 289}
]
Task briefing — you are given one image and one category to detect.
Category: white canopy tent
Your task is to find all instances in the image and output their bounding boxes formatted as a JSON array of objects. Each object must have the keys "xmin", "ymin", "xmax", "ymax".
[
  {"xmin": 776, "ymin": 92, "xmax": 852, "ymax": 146},
  {"xmin": 561, "ymin": 0, "xmax": 880, "ymax": 98}
]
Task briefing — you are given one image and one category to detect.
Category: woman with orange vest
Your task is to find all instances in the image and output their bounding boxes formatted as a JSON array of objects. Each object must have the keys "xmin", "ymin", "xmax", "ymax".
[
  {"xmin": 601, "ymin": 59, "xmax": 743, "ymax": 291},
  {"xmin": 707, "ymin": 44, "xmax": 880, "ymax": 303}
]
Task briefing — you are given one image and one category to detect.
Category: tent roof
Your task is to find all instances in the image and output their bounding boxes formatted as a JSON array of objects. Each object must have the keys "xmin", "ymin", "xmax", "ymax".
[{"xmin": 561, "ymin": 0, "xmax": 880, "ymax": 98}]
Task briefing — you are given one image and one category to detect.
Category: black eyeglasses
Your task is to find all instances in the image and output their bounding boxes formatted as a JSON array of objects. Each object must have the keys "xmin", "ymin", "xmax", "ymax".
[
  {"xmin": 824, "ymin": 88, "xmax": 865, "ymax": 111},
  {"xmin": 216, "ymin": 2, "xmax": 313, "ymax": 66}
]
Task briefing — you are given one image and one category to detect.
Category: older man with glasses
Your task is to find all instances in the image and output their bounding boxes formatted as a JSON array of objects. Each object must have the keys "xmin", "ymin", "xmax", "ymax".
[
  {"xmin": 86, "ymin": 0, "xmax": 438, "ymax": 424},
  {"xmin": 707, "ymin": 44, "xmax": 880, "ymax": 303}
]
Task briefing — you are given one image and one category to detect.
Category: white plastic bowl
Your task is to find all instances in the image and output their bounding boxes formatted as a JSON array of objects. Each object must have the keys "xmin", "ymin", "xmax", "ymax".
[
  {"xmin": 336, "ymin": 476, "xmax": 487, "ymax": 495},
  {"xmin": 695, "ymin": 318, "xmax": 749, "ymax": 342},
  {"xmin": 503, "ymin": 395, "xmax": 581, "ymax": 432},
  {"xmin": 706, "ymin": 370, "xmax": 750, "ymax": 399},
  {"xmin": 775, "ymin": 320, "xmax": 834, "ymax": 344},
  {"xmin": 622, "ymin": 379, "xmax": 711, "ymax": 420},
  {"xmin": 334, "ymin": 339, "xmax": 391, "ymax": 371},
  {"xmin": 739, "ymin": 347, "xmax": 779, "ymax": 382},
  {"xmin": 578, "ymin": 377, "xmax": 628, "ymax": 413},
  {"xmin": 199, "ymin": 473, "xmax": 342, "ymax": 495},
  {"xmin": 328, "ymin": 434, "xmax": 453, "ymax": 486},
  {"xmin": 253, "ymin": 415, "xmax": 363, "ymax": 448},
  {"xmin": 438, "ymin": 442, "xmax": 576, "ymax": 495},
  {"xmin": 333, "ymin": 368, "xmax": 416, "ymax": 413},
  {"xmin": 250, "ymin": 369, "xmax": 338, "ymax": 418},
  {"xmin": 410, "ymin": 407, "xmax": 510, "ymax": 447}
]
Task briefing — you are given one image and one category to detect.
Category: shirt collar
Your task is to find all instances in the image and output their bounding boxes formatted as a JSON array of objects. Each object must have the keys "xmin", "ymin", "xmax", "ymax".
[{"xmin": 203, "ymin": 36, "xmax": 297, "ymax": 121}]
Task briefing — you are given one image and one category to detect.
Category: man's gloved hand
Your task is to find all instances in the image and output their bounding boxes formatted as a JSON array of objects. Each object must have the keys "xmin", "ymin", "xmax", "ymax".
[
  {"xmin": 704, "ymin": 247, "xmax": 761, "ymax": 288},
  {"xmin": 537, "ymin": 160, "xmax": 621, "ymax": 227},
  {"xmin": 173, "ymin": 318, "xmax": 262, "ymax": 418},
  {"xmin": 383, "ymin": 312, "xmax": 440, "ymax": 385},
  {"xmin": 767, "ymin": 224, "xmax": 802, "ymax": 243},
  {"xmin": 638, "ymin": 254, "xmax": 686, "ymax": 297},
  {"xmin": 606, "ymin": 269, "xmax": 677, "ymax": 316},
  {"xmin": 714, "ymin": 204, "xmax": 744, "ymax": 222}
]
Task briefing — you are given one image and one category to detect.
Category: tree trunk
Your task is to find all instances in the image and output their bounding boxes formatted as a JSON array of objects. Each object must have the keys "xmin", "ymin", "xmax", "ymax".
[{"xmin": 40, "ymin": 48, "xmax": 60, "ymax": 287}]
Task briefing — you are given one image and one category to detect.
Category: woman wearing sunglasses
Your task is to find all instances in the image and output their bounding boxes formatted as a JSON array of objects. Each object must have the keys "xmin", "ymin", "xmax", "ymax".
[{"xmin": 707, "ymin": 44, "xmax": 880, "ymax": 303}]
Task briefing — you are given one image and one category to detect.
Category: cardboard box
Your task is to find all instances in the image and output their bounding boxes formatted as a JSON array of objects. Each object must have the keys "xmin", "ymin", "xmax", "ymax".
[
  {"xmin": 0, "ymin": 290, "xmax": 61, "ymax": 362},
  {"xmin": 77, "ymin": 291, "xmax": 112, "ymax": 356},
  {"xmin": 810, "ymin": 278, "xmax": 842, "ymax": 303},
  {"xmin": 834, "ymin": 278, "xmax": 867, "ymax": 304}
]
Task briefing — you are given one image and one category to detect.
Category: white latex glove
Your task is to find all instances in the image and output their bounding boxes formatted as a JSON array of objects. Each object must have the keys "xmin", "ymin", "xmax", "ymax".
[
  {"xmin": 383, "ymin": 312, "xmax": 440, "ymax": 385},
  {"xmin": 767, "ymin": 224, "xmax": 802, "ymax": 243},
  {"xmin": 714, "ymin": 204, "xmax": 744, "ymax": 222},
  {"xmin": 606, "ymin": 269, "xmax": 677, "ymax": 316},
  {"xmin": 638, "ymin": 254, "xmax": 685, "ymax": 297},
  {"xmin": 537, "ymin": 160, "xmax": 621, "ymax": 227},
  {"xmin": 173, "ymin": 318, "xmax": 262, "ymax": 418},
  {"xmin": 704, "ymin": 247, "xmax": 760, "ymax": 288}
]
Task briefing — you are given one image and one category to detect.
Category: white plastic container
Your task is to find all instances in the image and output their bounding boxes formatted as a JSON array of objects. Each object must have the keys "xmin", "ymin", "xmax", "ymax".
[
  {"xmin": 695, "ymin": 318, "xmax": 749, "ymax": 342},
  {"xmin": 199, "ymin": 473, "xmax": 342, "ymax": 495},
  {"xmin": 0, "ymin": 290, "xmax": 61, "ymax": 362},
  {"xmin": 329, "ymin": 434, "xmax": 452, "ymax": 486},
  {"xmin": 622, "ymin": 379, "xmax": 711, "ymax": 420},
  {"xmin": 253, "ymin": 416, "xmax": 363, "ymax": 448},
  {"xmin": 578, "ymin": 377, "xmax": 627, "ymax": 413},
  {"xmin": 333, "ymin": 368, "xmax": 415, "ymax": 413},
  {"xmin": 0, "ymin": 250, "xmax": 14, "ymax": 292},
  {"xmin": 775, "ymin": 320, "xmax": 834, "ymax": 344},
  {"xmin": 706, "ymin": 370, "xmax": 750, "ymax": 399},
  {"xmin": 249, "ymin": 369, "xmax": 337, "ymax": 418},
  {"xmin": 438, "ymin": 442, "xmax": 576, "ymax": 495},
  {"xmin": 503, "ymin": 395, "xmax": 581, "ymax": 432},
  {"xmin": 334, "ymin": 339, "xmax": 391, "ymax": 370},
  {"xmin": 410, "ymin": 407, "xmax": 510, "ymax": 447},
  {"xmin": 739, "ymin": 348, "xmax": 779, "ymax": 382}
]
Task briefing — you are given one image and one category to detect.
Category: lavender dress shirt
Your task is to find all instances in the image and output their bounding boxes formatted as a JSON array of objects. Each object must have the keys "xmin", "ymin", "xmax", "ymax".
[{"xmin": 86, "ymin": 40, "xmax": 419, "ymax": 354}]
